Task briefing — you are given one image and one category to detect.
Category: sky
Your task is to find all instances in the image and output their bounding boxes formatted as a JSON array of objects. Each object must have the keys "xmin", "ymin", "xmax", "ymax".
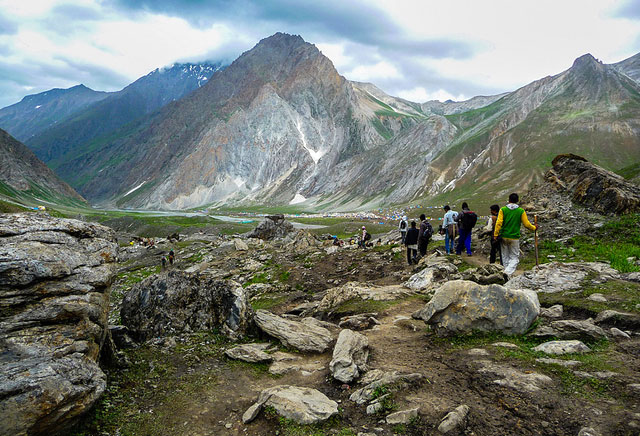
[{"xmin": 1, "ymin": 0, "xmax": 640, "ymax": 109}]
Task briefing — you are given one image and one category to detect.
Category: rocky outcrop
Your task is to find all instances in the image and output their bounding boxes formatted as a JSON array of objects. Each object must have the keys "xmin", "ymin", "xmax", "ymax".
[
  {"xmin": 329, "ymin": 329, "xmax": 369, "ymax": 383},
  {"xmin": 545, "ymin": 154, "xmax": 640, "ymax": 215},
  {"xmin": 121, "ymin": 270, "xmax": 253, "ymax": 341},
  {"xmin": 404, "ymin": 258, "xmax": 459, "ymax": 291},
  {"xmin": 253, "ymin": 310, "xmax": 334, "ymax": 353},
  {"xmin": 461, "ymin": 264, "xmax": 508, "ymax": 285},
  {"xmin": 531, "ymin": 319, "xmax": 607, "ymax": 341},
  {"xmin": 438, "ymin": 405, "xmax": 470, "ymax": 434},
  {"xmin": 246, "ymin": 214, "xmax": 295, "ymax": 240},
  {"xmin": 505, "ymin": 262, "xmax": 620, "ymax": 293},
  {"xmin": 0, "ymin": 214, "xmax": 118, "ymax": 436},
  {"xmin": 225, "ymin": 343, "xmax": 272, "ymax": 363},
  {"xmin": 412, "ymin": 280, "xmax": 539, "ymax": 335},
  {"xmin": 533, "ymin": 340, "xmax": 591, "ymax": 355},
  {"xmin": 316, "ymin": 282, "xmax": 411, "ymax": 313},
  {"xmin": 242, "ymin": 385, "xmax": 338, "ymax": 424},
  {"xmin": 350, "ymin": 370, "xmax": 424, "ymax": 404}
]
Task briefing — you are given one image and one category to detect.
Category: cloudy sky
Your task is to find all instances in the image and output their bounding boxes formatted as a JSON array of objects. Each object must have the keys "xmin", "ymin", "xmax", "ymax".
[{"xmin": 1, "ymin": 0, "xmax": 639, "ymax": 108}]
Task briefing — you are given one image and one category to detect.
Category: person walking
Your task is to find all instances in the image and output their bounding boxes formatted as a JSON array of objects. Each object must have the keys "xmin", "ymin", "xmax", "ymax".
[
  {"xmin": 456, "ymin": 202, "xmax": 477, "ymax": 256},
  {"xmin": 398, "ymin": 216, "xmax": 408, "ymax": 244},
  {"xmin": 359, "ymin": 226, "xmax": 370, "ymax": 249},
  {"xmin": 442, "ymin": 205, "xmax": 458, "ymax": 255},
  {"xmin": 486, "ymin": 204, "xmax": 502, "ymax": 264},
  {"xmin": 404, "ymin": 221, "xmax": 419, "ymax": 265},
  {"xmin": 493, "ymin": 193, "xmax": 538, "ymax": 276},
  {"xmin": 168, "ymin": 249, "xmax": 175, "ymax": 265},
  {"xmin": 418, "ymin": 214, "xmax": 433, "ymax": 258}
]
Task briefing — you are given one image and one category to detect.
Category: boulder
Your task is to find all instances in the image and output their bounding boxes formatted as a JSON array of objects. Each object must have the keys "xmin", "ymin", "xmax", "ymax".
[
  {"xmin": 350, "ymin": 371, "xmax": 423, "ymax": 404},
  {"xmin": 412, "ymin": 280, "xmax": 540, "ymax": 336},
  {"xmin": 505, "ymin": 262, "xmax": 619, "ymax": 293},
  {"xmin": 329, "ymin": 329, "xmax": 369, "ymax": 383},
  {"xmin": 533, "ymin": 340, "xmax": 591, "ymax": 355},
  {"xmin": 404, "ymin": 258, "xmax": 459, "ymax": 291},
  {"xmin": 438, "ymin": 405, "xmax": 470, "ymax": 434},
  {"xmin": 246, "ymin": 214, "xmax": 295, "ymax": 240},
  {"xmin": 546, "ymin": 154, "xmax": 640, "ymax": 215},
  {"xmin": 233, "ymin": 238, "xmax": 249, "ymax": 251},
  {"xmin": 121, "ymin": 270, "xmax": 253, "ymax": 341},
  {"xmin": 386, "ymin": 407, "xmax": 419, "ymax": 424},
  {"xmin": 540, "ymin": 305, "xmax": 563, "ymax": 318},
  {"xmin": 530, "ymin": 319, "xmax": 607, "ymax": 341},
  {"xmin": 476, "ymin": 360, "xmax": 553, "ymax": 393},
  {"xmin": 461, "ymin": 264, "xmax": 508, "ymax": 285},
  {"xmin": 338, "ymin": 314, "xmax": 380, "ymax": 331},
  {"xmin": 242, "ymin": 385, "xmax": 338, "ymax": 424},
  {"xmin": 254, "ymin": 310, "xmax": 334, "ymax": 353},
  {"xmin": 316, "ymin": 282, "xmax": 411, "ymax": 313},
  {"xmin": 595, "ymin": 309, "xmax": 640, "ymax": 325},
  {"xmin": 225, "ymin": 343, "xmax": 272, "ymax": 363},
  {"xmin": 0, "ymin": 214, "xmax": 118, "ymax": 436}
]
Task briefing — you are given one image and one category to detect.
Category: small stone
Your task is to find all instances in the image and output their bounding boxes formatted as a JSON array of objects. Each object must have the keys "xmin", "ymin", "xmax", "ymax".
[
  {"xmin": 468, "ymin": 348, "xmax": 490, "ymax": 356},
  {"xmin": 540, "ymin": 304, "xmax": 563, "ymax": 318},
  {"xmin": 533, "ymin": 340, "xmax": 591, "ymax": 355},
  {"xmin": 386, "ymin": 408, "xmax": 419, "ymax": 425},
  {"xmin": 535, "ymin": 358, "xmax": 580, "ymax": 367},
  {"xmin": 438, "ymin": 405, "xmax": 470, "ymax": 433},
  {"xmin": 225, "ymin": 423, "xmax": 232, "ymax": 429},
  {"xmin": 491, "ymin": 342, "xmax": 519, "ymax": 349},
  {"xmin": 627, "ymin": 383, "xmax": 640, "ymax": 392},
  {"xmin": 587, "ymin": 293, "xmax": 607, "ymax": 302},
  {"xmin": 577, "ymin": 427, "xmax": 600, "ymax": 436},
  {"xmin": 610, "ymin": 327, "xmax": 630, "ymax": 339}
]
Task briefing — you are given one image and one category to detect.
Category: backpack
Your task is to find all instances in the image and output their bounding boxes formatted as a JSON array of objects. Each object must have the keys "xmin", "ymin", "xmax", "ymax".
[
  {"xmin": 461, "ymin": 211, "xmax": 478, "ymax": 229},
  {"xmin": 364, "ymin": 232, "xmax": 371, "ymax": 241},
  {"xmin": 400, "ymin": 220, "xmax": 407, "ymax": 230},
  {"xmin": 420, "ymin": 221, "xmax": 433, "ymax": 241}
]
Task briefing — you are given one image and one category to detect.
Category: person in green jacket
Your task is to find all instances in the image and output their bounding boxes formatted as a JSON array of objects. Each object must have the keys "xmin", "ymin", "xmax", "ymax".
[{"xmin": 493, "ymin": 193, "xmax": 538, "ymax": 276}]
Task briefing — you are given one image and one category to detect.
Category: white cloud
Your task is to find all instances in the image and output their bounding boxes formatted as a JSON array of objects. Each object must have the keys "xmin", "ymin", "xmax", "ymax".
[
  {"xmin": 397, "ymin": 87, "xmax": 466, "ymax": 103},
  {"xmin": 346, "ymin": 60, "xmax": 401, "ymax": 81}
]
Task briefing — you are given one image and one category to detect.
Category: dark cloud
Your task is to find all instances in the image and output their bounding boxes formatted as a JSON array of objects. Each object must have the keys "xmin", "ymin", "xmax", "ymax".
[
  {"xmin": 613, "ymin": 0, "xmax": 640, "ymax": 19},
  {"xmin": 0, "ymin": 14, "xmax": 18, "ymax": 35}
]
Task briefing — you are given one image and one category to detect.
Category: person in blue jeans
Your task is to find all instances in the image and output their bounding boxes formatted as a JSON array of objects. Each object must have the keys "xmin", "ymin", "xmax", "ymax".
[
  {"xmin": 442, "ymin": 205, "xmax": 458, "ymax": 255},
  {"xmin": 456, "ymin": 202, "xmax": 474, "ymax": 256}
]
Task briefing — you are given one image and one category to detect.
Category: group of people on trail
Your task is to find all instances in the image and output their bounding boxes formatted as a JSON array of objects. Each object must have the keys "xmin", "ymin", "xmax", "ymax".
[
  {"xmin": 401, "ymin": 192, "xmax": 538, "ymax": 276},
  {"xmin": 161, "ymin": 249, "xmax": 175, "ymax": 269}
]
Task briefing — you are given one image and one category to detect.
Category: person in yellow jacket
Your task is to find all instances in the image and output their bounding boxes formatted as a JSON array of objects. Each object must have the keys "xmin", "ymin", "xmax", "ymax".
[{"xmin": 493, "ymin": 193, "xmax": 538, "ymax": 276}]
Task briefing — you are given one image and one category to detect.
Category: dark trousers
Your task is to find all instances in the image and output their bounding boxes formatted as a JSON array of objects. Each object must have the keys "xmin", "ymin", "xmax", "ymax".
[
  {"xmin": 490, "ymin": 238, "xmax": 502, "ymax": 264},
  {"xmin": 418, "ymin": 237, "xmax": 428, "ymax": 256},
  {"xmin": 400, "ymin": 231, "xmax": 406, "ymax": 244},
  {"xmin": 406, "ymin": 247, "xmax": 417, "ymax": 264},
  {"xmin": 456, "ymin": 228, "xmax": 472, "ymax": 255}
]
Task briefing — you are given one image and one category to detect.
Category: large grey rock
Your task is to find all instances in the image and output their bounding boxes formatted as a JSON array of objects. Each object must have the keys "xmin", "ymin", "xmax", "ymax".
[
  {"xmin": 412, "ymin": 280, "xmax": 540, "ymax": 335},
  {"xmin": 254, "ymin": 310, "xmax": 334, "ymax": 353},
  {"xmin": 242, "ymin": 385, "xmax": 338, "ymax": 424},
  {"xmin": 0, "ymin": 214, "xmax": 118, "ymax": 436},
  {"xmin": 530, "ymin": 319, "xmax": 607, "ymax": 340},
  {"xmin": 225, "ymin": 343, "xmax": 272, "ymax": 363},
  {"xmin": 404, "ymin": 258, "xmax": 459, "ymax": 291},
  {"xmin": 349, "ymin": 371, "xmax": 423, "ymax": 404},
  {"xmin": 329, "ymin": 329, "xmax": 369, "ymax": 383},
  {"xmin": 506, "ymin": 262, "xmax": 619, "ymax": 293},
  {"xmin": 121, "ymin": 270, "xmax": 253, "ymax": 341},
  {"xmin": 533, "ymin": 340, "xmax": 591, "ymax": 355},
  {"xmin": 246, "ymin": 215, "xmax": 295, "ymax": 240},
  {"xmin": 438, "ymin": 405, "xmax": 470, "ymax": 434},
  {"xmin": 316, "ymin": 282, "xmax": 411, "ymax": 313}
]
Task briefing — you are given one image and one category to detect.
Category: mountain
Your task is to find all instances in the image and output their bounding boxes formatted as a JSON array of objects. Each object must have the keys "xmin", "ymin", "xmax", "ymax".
[
  {"xmin": 24, "ymin": 62, "xmax": 225, "ymax": 165},
  {"xmin": 0, "ymin": 128, "xmax": 86, "ymax": 206},
  {"xmin": 0, "ymin": 85, "xmax": 110, "ymax": 142},
  {"xmin": 613, "ymin": 52, "xmax": 640, "ymax": 84}
]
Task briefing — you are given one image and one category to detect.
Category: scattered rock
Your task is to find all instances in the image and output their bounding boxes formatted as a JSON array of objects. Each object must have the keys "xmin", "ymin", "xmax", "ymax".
[
  {"xmin": 595, "ymin": 309, "xmax": 640, "ymax": 325},
  {"xmin": 254, "ymin": 310, "xmax": 334, "ymax": 353},
  {"xmin": 477, "ymin": 361, "xmax": 553, "ymax": 393},
  {"xmin": 533, "ymin": 340, "xmax": 591, "ymax": 355},
  {"xmin": 491, "ymin": 342, "xmax": 519, "ymax": 349},
  {"xmin": 338, "ymin": 314, "xmax": 380, "ymax": 331},
  {"xmin": 268, "ymin": 353, "xmax": 325, "ymax": 376},
  {"xmin": 412, "ymin": 280, "xmax": 539, "ymax": 336},
  {"xmin": 530, "ymin": 319, "xmax": 607, "ymax": 341},
  {"xmin": 628, "ymin": 384, "xmax": 640, "ymax": 392},
  {"xmin": 505, "ymin": 262, "xmax": 619, "ymax": 293},
  {"xmin": 242, "ymin": 385, "xmax": 338, "ymax": 424},
  {"xmin": 535, "ymin": 358, "xmax": 581, "ymax": 367},
  {"xmin": 540, "ymin": 305, "xmax": 563, "ymax": 318},
  {"xmin": 0, "ymin": 214, "xmax": 118, "ymax": 436},
  {"xmin": 386, "ymin": 407, "xmax": 419, "ymax": 424},
  {"xmin": 461, "ymin": 264, "xmax": 508, "ymax": 285},
  {"xmin": 246, "ymin": 214, "xmax": 295, "ymax": 240},
  {"xmin": 234, "ymin": 238, "xmax": 249, "ymax": 251},
  {"xmin": 468, "ymin": 348, "xmax": 490, "ymax": 356},
  {"xmin": 438, "ymin": 405, "xmax": 470, "ymax": 434},
  {"xmin": 610, "ymin": 327, "xmax": 631, "ymax": 339},
  {"xmin": 577, "ymin": 426, "xmax": 601, "ymax": 436},
  {"xmin": 316, "ymin": 282, "xmax": 412, "ymax": 313},
  {"xmin": 225, "ymin": 343, "xmax": 272, "ymax": 363},
  {"xmin": 287, "ymin": 301, "xmax": 319, "ymax": 316},
  {"xmin": 404, "ymin": 258, "xmax": 459, "ymax": 291},
  {"xmin": 587, "ymin": 293, "xmax": 607, "ymax": 302},
  {"xmin": 325, "ymin": 245, "xmax": 339, "ymax": 254},
  {"xmin": 121, "ymin": 271, "xmax": 253, "ymax": 341},
  {"xmin": 329, "ymin": 329, "xmax": 369, "ymax": 383},
  {"xmin": 350, "ymin": 371, "xmax": 423, "ymax": 404}
]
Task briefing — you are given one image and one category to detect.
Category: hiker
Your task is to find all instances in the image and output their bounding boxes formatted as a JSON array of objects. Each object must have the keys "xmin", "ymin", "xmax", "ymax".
[
  {"xmin": 484, "ymin": 204, "xmax": 502, "ymax": 264},
  {"xmin": 161, "ymin": 256, "xmax": 167, "ymax": 270},
  {"xmin": 168, "ymin": 249, "xmax": 175, "ymax": 265},
  {"xmin": 493, "ymin": 193, "xmax": 538, "ymax": 276},
  {"xmin": 398, "ymin": 216, "xmax": 408, "ymax": 244},
  {"xmin": 359, "ymin": 226, "xmax": 371, "ymax": 249},
  {"xmin": 442, "ymin": 205, "xmax": 458, "ymax": 255},
  {"xmin": 404, "ymin": 221, "xmax": 419, "ymax": 265},
  {"xmin": 455, "ymin": 202, "xmax": 477, "ymax": 256},
  {"xmin": 418, "ymin": 214, "xmax": 433, "ymax": 258}
]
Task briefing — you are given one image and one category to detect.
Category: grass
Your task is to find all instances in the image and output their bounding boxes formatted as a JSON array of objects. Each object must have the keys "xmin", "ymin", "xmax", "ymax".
[
  {"xmin": 262, "ymin": 408, "xmax": 354, "ymax": 436},
  {"xmin": 250, "ymin": 295, "xmax": 289, "ymax": 310},
  {"xmin": 537, "ymin": 279, "xmax": 640, "ymax": 315}
]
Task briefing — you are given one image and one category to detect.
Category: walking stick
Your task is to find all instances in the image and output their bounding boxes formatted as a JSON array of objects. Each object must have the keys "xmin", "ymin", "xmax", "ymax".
[{"xmin": 534, "ymin": 215, "xmax": 539, "ymax": 267}]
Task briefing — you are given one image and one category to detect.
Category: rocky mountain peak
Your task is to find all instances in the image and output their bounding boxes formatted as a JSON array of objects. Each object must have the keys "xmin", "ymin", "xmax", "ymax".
[{"xmin": 569, "ymin": 53, "xmax": 606, "ymax": 77}]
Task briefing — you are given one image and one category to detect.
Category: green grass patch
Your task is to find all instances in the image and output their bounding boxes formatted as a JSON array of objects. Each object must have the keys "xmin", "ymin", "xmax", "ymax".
[
  {"xmin": 538, "ymin": 279, "xmax": 640, "ymax": 315},
  {"xmin": 250, "ymin": 295, "xmax": 289, "ymax": 311}
]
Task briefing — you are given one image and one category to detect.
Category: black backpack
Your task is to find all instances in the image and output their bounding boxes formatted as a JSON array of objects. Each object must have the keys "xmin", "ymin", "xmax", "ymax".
[
  {"xmin": 461, "ymin": 211, "xmax": 478, "ymax": 229},
  {"xmin": 364, "ymin": 232, "xmax": 371, "ymax": 241},
  {"xmin": 400, "ymin": 220, "xmax": 407, "ymax": 230},
  {"xmin": 421, "ymin": 221, "xmax": 433, "ymax": 240}
]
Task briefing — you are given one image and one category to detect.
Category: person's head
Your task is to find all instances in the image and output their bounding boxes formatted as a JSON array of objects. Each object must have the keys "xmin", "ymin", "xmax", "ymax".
[
  {"xmin": 362, "ymin": 226, "xmax": 366, "ymax": 230},
  {"xmin": 490, "ymin": 204, "xmax": 500, "ymax": 215},
  {"xmin": 461, "ymin": 202, "xmax": 468, "ymax": 209},
  {"xmin": 443, "ymin": 205, "xmax": 450, "ymax": 212},
  {"xmin": 410, "ymin": 221, "xmax": 416, "ymax": 228},
  {"xmin": 403, "ymin": 215, "xmax": 407, "ymax": 220},
  {"xmin": 509, "ymin": 193, "xmax": 519, "ymax": 203},
  {"xmin": 420, "ymin": 213, "xmax": 426, "ymax": 221}
]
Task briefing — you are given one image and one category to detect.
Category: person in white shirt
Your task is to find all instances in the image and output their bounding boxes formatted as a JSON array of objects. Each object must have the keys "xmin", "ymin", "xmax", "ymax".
[{"xmin": 442, "ymin": 205, "xmax": 458, "ymax": 255}]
